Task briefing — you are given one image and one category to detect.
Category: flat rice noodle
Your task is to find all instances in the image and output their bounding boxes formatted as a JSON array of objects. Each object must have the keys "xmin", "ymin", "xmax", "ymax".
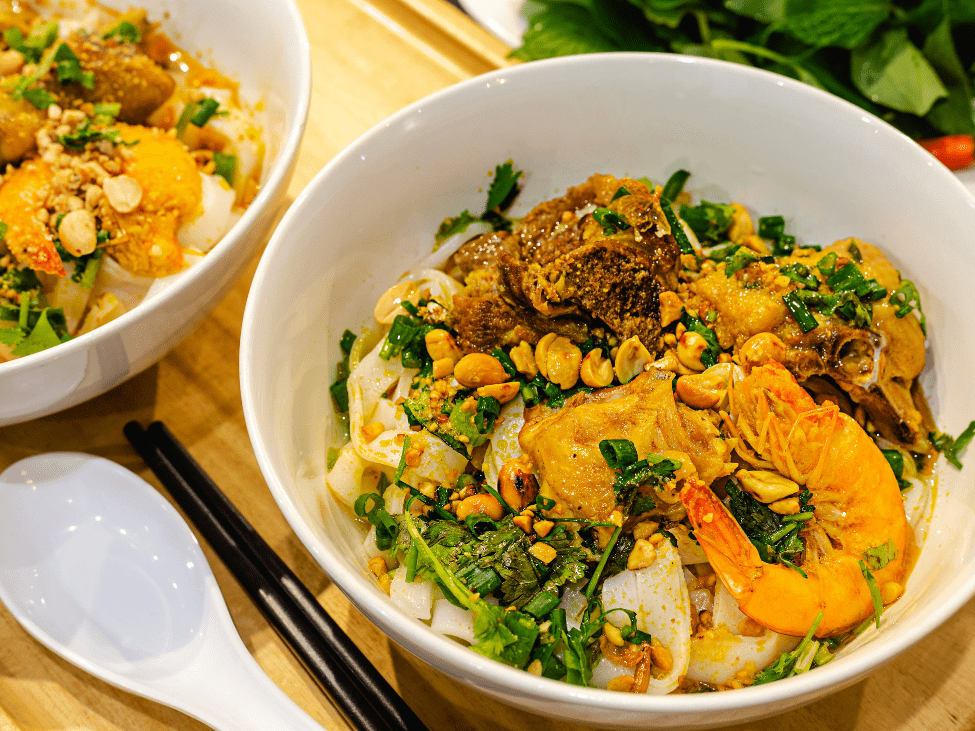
[
  {"xmin": 482, "ymin": 395, "xmax": 526, "ymax": 489},
  {"xmin": 597, "ymin": 540, "xmax": 690, "ymax": 694},
  {"xmin": 685, "ymin": 579, "xmax": 800, "ymax": 685}
]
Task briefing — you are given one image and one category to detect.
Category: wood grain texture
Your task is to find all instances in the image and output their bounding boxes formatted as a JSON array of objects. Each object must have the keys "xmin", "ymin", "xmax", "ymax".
[{"xmin": 1, "ymin": 1, "xmax": 973, "ymax": 729}]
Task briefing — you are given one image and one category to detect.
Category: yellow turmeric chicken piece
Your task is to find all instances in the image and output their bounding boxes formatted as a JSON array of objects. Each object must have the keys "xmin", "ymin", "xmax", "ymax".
[{"xmin": 100, "ymin": 124, "xmax": 202, "ymax": 277}]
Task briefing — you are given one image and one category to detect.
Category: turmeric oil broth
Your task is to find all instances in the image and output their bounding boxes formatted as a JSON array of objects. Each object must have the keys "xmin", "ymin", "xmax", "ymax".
[
  {"xmin": 325, "ymin": 162, "xmax": 965, "ymax": 693},
  {"xmin": 0, "ymin": 0, "xmax": 265, "ymax": 360}
]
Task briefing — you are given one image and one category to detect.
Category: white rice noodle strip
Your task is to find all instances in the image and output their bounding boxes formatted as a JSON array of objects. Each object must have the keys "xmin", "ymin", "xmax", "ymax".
[
  {"xmin": 88, "ymin": 255, "xmax": 154, "ymax": 311},
  {"xmin": 672, "ymin": 524, "xmax": 709, "ymax": 565},
  {"xmin": 598, "ymin": 540, "xmax": 690, "ymax": 694},
  {"xmin": 685, "ymin": 580, "xmax": 800, "ymax": 685},
  {"xmin": 44, "ymin": 261, "xmax": 92, "ymax": 334},
  {"xmin": 325, "ymin": 442, "xmax": 369, "ymax": 508},
  {"xmin": 349, "ymin": 379, "xmax": 468, "ymax": 484},
  {"xmin": 558, "ymin": 583, "xmax": 588, "ymax": 632},
  {"xmin": 348, "ymin": 338, "xmax": 410, "ymax": 425},
  {"xmin": 383, "ymin": 480, "xmax": 408, "ymax": 516},
  {"xmin": 482, "ymin": 395, "xmax": 526, "ymax": 489},
  {"xmin": 361, "ymin": 525, "xmax": 384, "ymax": 561},
  {"xmin": 412, "ymin": 268, "xmax": 464, "ymax": 305},
  {"xmin": 389, "ymin": 565, "xmax": 432, "ymax": 620},
  {"xmin": 178, "ymin": 172, "xmax": 240, "ymax": 254},
  {"xmin": 373, "ymin": 397, "xmax": 411, "ymax": 433},
  {"xmin": 413, "ymin": 221, "xmax": 494, "ymax": 271},
  {"xmin": 431, "ymin": 599, "xmax": 476, "ymax": 644}
]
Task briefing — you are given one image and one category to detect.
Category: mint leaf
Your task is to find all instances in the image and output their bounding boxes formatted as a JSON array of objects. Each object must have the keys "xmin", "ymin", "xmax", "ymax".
[
  {"xmin": 851, "ymin": 29, "xmax": 947, "ymax": 116},
  {"xmin": 922, "ymin": 17, "xmax": 975, "ymax": 135},
  {"xmin": 510, "ymin": 5, "xmax": 623, "ymax": 60},
  {"xmin": 781, "ymin": 0, "xmax": 890, "ymax": 50}
]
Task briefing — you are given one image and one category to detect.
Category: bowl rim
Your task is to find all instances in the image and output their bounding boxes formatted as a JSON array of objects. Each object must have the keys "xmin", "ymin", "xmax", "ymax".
[
  {"xmin": 0, "ymin": 0, "xmax": 312, "ymax": 377},
  {"xmin": 240, "ymin": 51, "xmax": 975, "ymax": 714}
]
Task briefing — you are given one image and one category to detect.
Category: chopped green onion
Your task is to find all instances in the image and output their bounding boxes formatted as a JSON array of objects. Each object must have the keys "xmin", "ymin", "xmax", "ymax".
[
  {"xmin": 213, "ymin": 152, "xmax": 237, "ymax": 185},
  {"xmin": 190, "ymin": 97, "xmax": 221, "ymax": 127},
  {"xmin": 660, "ymin": 169, "xmax": 690, "ymax": 206},
  {"xmin": 598, "ymin": 439, "xmax": 638, "ymax": 469},
  {"xmin": 782, "ymin": 290, "xmax": 818, "ymax": 333},
  {"xmin": 663, "ymin": 205, "xmax": 695, "ymax": 255}
]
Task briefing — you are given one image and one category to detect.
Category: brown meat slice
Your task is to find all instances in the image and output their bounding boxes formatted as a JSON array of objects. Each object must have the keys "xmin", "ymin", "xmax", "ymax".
[
  {"xmin": 519, "ymin": 368, "xmax": 735, "ymax": 522},
  {"xmin": 55, "ymin": 35, "xmax": 175, "ymax": 124},
  {"xmin": 450, "ymin": 174, "xmax": 681, "ymax": 353},
  {"xmin": 0, "ymin": 95, "xmax": 45, "ymax": 165}
]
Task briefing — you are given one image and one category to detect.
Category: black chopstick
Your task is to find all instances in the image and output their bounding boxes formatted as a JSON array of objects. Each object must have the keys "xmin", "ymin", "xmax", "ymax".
[{"xmin": 123, "ymin": 421, "xmax": 427, "ymax": 731}]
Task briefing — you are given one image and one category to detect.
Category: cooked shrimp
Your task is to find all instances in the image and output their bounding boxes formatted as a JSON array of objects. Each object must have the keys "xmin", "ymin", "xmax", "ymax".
[
  {"xmin": 680, "ymin": 361, "xmax": 909, "ymax": 637},
  {"xmin": 0, "ymin": 160, "xmax": 65, "ymax": 276}
]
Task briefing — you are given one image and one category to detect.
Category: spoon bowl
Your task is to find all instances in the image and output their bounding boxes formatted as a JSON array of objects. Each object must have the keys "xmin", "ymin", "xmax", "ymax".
[{"xmin": 0, "ymin": 453, "xmax": 323, "ymax": 731}]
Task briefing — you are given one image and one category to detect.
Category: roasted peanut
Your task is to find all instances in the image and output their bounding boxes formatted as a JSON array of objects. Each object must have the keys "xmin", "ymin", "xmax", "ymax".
[
  {"xmin": 736, "ymin": 469, "xmax": 801, "ymax": 503},
  {"xmin": 529, "ymin": 542, "xmax": 557, "ymax": 564},
  {"xmin": 615, "ymin": 335, "xmax": 653, "ymax": 383},
  {"xmin": 533, "ymin": 519, "xmax": 554, "ymax": 538},
  {"xmin": 368, "ymin": 556, "xmax": 388, "ymax": 577},
  {"xmin": 676, "ymin": 372, "xmax": 723, "ymax": 409},
  {"xmin": 102, "ymin": 174, "xmax": 143, "ymax": 213},
  {"xmin": 454, "ymin": 353, "xmax": 507, "ymax": 388},
  {"xmin": 546, "ymin": 336, "xmax": 582, "ymax": 389},
  {"xmin": 649, "ymin": 644, "xmax": 674, "ymax": 673},
  {"xmin": 455, "ymin": 493, "xmax": 504, "ymax": 521},
  {"xmin": 737, "ymin": 332, "xmax": 787, "ymax": 370},
  {"xmin": 580, "ymin": 348, "xmax": 614, "ymax": 388},
  {"xmin": 626, "ymin": 538, "xmax": 657, "ymax": 570},
  {"xmin": 0, "ymin": 49, "xmax": 24, "ymax": 76},
  {"xmin": 648, "ymin": 349, "xmax": 680, "ymax": 373},
  {"xmin": 658, "ymin": 290, "xmax": 684, "ymax": 328},
  {"xmin": 742, "ymin": 233, "xmax": 770, "ymax": 255},
  {"xmin": 57, "ymin": 209, "xmax": 97, "ymax": 256},
  {"xmin": 497, "ymin": 456, "xmax": 539, "ymax": 511},
  {"xmin": 676, "ymin": 331, "xmax": 709, "ymax": 372},
  {"xmin": 607, "ymin": 675, "xmax": 636, "ymax": 692},
  {"xmin": 361, "ymin": 421, "xmax": 384, "ymax": 442},
  {"xmin": 881, "ymin": 581, "xmax": 903, "ymax": 604},
  {"xmin": 768, "ymin": 497, "xmax": 801, "ymax": 515},
  {"xmin": 534, "ymin": 332, "xmax": 558, "ymax": 379},
  {"xmin": 477, "ymin": 381, "xmax": 520, "ymax": 404},
  {"xmin": 727, "ymin": 203, "xmax": 754, "ymax": 243},
  {"xmin": 509, "ymin": 340, "xmax": 538, "ymax": 378},
  {"xmin": 603, "ymin": 622, "xmax": 625, "ymax": 647},
  {"xmin": 431, "ymin": 357, "xmax": 454, "ymax": 379},
  {"xmin": 425, "ymin": 329, "xmax": 463, "ymax": 363}
]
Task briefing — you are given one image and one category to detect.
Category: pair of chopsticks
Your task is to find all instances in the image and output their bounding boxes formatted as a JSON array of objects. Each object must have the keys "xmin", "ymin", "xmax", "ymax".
[{"xmin": 123, "ymin": 421, "xmax": 428, "ymax": 731}]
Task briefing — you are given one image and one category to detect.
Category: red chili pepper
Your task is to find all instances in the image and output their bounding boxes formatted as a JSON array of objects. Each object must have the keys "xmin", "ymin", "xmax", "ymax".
[{"xmin": 917, "ymin": 134, "xmax": 975, "ymax": 171}]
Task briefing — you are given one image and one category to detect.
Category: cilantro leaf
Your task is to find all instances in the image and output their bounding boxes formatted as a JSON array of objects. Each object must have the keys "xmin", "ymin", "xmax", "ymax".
[{"xmin": 484, "ymin": 161, "xmax": 522, "ymax": 214}]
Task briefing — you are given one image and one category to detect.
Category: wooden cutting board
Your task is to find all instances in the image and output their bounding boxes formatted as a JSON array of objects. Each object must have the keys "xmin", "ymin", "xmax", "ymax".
[{"xmin": 1, "ymin": 0, "xmax": 973, "ymax": 728}]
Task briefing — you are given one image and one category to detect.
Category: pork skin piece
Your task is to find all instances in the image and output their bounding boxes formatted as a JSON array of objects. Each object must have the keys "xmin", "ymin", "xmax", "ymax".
[{"xmin": 519, "ymin": 369, "xmax": 734, "ymax": 523}]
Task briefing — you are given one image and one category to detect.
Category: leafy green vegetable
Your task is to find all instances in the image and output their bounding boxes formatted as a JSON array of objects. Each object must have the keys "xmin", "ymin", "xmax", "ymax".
[
  {"xmin": 102, "ymin": 20, "xmax": 142, "ymax": 43},
  {"xmin": 929, "ymin": 420, "xmax": 975, "ymax": 469},
  {"xmin": 725, "ymin": 480, "xmax": 809, "ymax": 572},
  {"xmin": 753, "ymin": 611, "xmax": 832, "ymax": 684},
  {"xmin": 58, "ymin": 119, "xmax": 133, "ymax": 150},
  {"xmin": 857, "ymin": 558, "xmax": 883, "ymax": 629},
  {"xmin": 53, "ymin": 43, "xmax": 95, "ymax": 89},
  {"xmin": 3, "ymin": 22, "xmax": 58, "ymax": 63},
  {"xmin": 679, "ymin": 201, "xmax": 735, "ymax": 243},
  {"xmin": 213, "ymin": 152, "xmax": 237, "ymax": 185},
  {"xmin": 510, "ymin": 0, "xmax": 975, "ymax": 141}
]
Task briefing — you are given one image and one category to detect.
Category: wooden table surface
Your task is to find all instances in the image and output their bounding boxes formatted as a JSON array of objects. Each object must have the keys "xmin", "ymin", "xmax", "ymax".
[{"xmin": 2, "ymin": 1, "xmax": 974, "ymax": 729}]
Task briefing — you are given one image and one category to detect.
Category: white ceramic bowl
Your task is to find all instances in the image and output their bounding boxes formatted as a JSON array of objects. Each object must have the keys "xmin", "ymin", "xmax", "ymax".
[
  {"xmin": 0, "ymin": 0, "xmax": 310, "ymax": 425},
  {"xmin": 240, "ymin": 54, "xmax": 975, "ymax": 728}
]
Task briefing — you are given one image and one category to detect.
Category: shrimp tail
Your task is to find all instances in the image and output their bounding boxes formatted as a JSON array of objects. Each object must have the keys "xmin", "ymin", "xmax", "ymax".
[{"xmin": 679, "ymin": 479, "xmax": 762, "ymax": 602}]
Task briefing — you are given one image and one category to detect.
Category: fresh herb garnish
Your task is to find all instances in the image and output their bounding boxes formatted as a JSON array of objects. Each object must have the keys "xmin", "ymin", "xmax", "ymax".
[
  {"xmin": 328, "ymin": 328, "xmax": 356, "ymax": 413},
  {"xmin": 679, "ymin": 200, "xmax": 735, "ymax": 244},
  {"xmin": 598, "ymin": 439, "xmax": 680, "ymax": 517},
  {"xmin": 435, "ymin": 161, "xmax": 523, "ymax": 245},
  {"xmin": 58, "ymin": 118, "xmax": 132, "ymax": 150},
  {"xmin": 752, "ymin": 611, "xmax": 832, "ymax": 684},
  {"xmin": 888, "ymin": 279, "xmax": 927, "ymax": 335},
  {"xmin": 3, "ymin": 22, "xmax": 58, "ymax": 64},
  {"xmin": 102, "ymin": 20, "xmax": 142, "ymax": 43},
  {"xmin": 53, "ymin": 43, "xmax": 95, "ymax": 89},
  {"xmin": 679, "ymin": 310, "xmax": 722, "ymax": 368},
  {"xmin": 213, "ymin": 152, "xmax": 237, "ymax": 185},
  {"xmin": 725, "ymin": 480, "xmax": 810, "ymax": 573},
  {"xmin": 929, "ymin": 421, "xmax": 975, "ymax": 470}
]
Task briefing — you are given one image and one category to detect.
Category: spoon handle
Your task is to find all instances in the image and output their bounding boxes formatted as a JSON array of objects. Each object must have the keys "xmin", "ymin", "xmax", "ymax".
[{"xmin": 159, "ymin": 581, "xmax": 329, "ymax": 731}]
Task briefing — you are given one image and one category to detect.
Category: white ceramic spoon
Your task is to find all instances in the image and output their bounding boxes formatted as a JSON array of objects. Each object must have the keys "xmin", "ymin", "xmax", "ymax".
[{"xmin": 0, "ymin": 452, "xmax": 324, "ymax": 731}]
